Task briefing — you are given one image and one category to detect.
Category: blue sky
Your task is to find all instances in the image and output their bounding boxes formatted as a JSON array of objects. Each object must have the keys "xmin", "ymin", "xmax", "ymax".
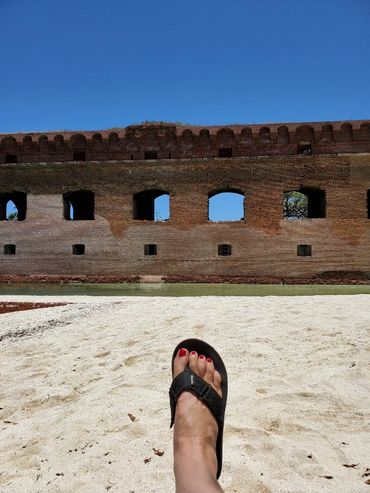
[{"xmin": 0, "ymin": 0, "xmax": 369, "ymax": 134}]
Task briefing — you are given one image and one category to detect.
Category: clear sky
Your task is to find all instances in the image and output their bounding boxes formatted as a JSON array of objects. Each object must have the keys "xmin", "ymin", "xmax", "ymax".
[{"xmin": 0, "ymin": 0, "xmax": 369, "ymax": 134}]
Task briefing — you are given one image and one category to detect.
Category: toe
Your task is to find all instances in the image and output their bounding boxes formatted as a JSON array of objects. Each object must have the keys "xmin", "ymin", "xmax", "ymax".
[
  {"xmin": 213, "ymin": 370, "xmax": 222, "ymax": 397},
  {"xmin": 205, "ymin": 359, "xmax": 222, "ymax": 398},
  {"xmin": 189, "ymin": 350, "xmax": 199, "ymax": 374},
  {"xmin": 173, "ymin": 347, "xmax": 189, "ymax": 378},
  {"xmin": 204, "ymin": 357, "xmax": 214, "ymax": 385},
  {"xmin": 198, "ymin": 354, "xmax": 206, "ymax": 377}
]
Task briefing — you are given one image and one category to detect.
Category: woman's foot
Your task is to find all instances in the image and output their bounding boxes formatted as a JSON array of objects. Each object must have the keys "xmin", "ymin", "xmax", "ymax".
[{"xmin": 172, "ymin": 347, "xmax": 224, "ymax": 493}]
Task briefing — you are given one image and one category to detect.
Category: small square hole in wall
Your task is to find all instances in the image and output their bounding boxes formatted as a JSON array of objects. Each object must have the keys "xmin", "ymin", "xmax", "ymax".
[
  {"xmin": 144, "ymin": 244, "xmax": 157, "ymax": 256},
  {"xmin": 73, "ymin": 151, "xmax": 86, "ymax": 162},
  {"xmin": 73, "ymin": 244, "xmax": 85, "ymax": 255},
  {"xmin": 218, "ymin": 148, "xmax": 232, "ymax": 158},
  {"xmin": 297, "ymin": 143, "xmax": 311, "ymax": 155},
  {"xmin": 297, "ymin": 244, "xmax": 312, "ymax": 256},
  {"xmin": 5, "ymin": 154, "xmax": 17, "ymax": 163},
  {"xmin": 4, "ymin": 244, "xmax": 16, "ymax": 255},
  {"xmin": 218, "ymin": 244, "xmax": 232, "ymax": 256},
  {"xmin": 144, "ymin": 151, "xmax": 157, "ymax": 160}
]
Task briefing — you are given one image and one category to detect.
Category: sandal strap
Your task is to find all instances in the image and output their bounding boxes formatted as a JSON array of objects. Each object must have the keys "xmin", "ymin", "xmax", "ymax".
[{"xmin": 169, "ymin": 367, "xmax": 223, "ymax": 427}]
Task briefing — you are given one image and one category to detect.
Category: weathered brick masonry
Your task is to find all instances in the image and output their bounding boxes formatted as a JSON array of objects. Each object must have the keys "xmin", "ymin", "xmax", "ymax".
[{"xmin": 0, "ymin": 120, "xmax": 370, "ymax": 280}]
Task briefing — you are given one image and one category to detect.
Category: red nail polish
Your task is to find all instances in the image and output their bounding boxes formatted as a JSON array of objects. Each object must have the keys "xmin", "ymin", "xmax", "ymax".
[
  {"xmin": 179, "ymin": 348, "xmax": 187, "ymax": 357},
  {"xmin": 207, "ymin": 357, "xmax": 212, "ymax": 363},
  {"xmin": 191, "ymin": 351, "xmax": 196, "ymax": 355},
  {"xmin": 199, "ymin": 355, "xmax": 205, "ymax": 359}
]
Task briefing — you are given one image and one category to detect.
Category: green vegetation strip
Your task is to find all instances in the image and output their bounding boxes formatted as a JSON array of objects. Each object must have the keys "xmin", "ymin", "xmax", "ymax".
[{"xmin": 0, "ymin": 283, "xmax": 370, "ymax": 297}]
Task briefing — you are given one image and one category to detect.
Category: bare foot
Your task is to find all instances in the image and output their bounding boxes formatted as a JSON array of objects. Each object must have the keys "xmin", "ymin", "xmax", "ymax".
[{"xmin": 172, "ymin": 348, "xmax": 224, "ymax": 493}]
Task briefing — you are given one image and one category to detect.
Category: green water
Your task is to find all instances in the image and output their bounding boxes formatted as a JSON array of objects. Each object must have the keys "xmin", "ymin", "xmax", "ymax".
[{"xmin": 0, "ymin": 283, "xmax": 370, "ymax": 296}]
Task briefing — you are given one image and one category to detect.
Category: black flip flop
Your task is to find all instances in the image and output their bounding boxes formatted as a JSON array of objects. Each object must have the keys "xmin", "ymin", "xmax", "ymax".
[{"xmin": 169, "ymin": 338, "xmax": 228, "ymax": 479}]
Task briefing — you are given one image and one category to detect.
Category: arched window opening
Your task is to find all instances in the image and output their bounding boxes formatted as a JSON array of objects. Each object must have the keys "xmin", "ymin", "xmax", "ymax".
[
  {"xmin": 284, "ymin": 188, "xmax": 325, "ymax": 219},
  {"xmin": 63, "ymin": 191, "xmax": 94, "ymax": 220},
  {"xmin": 6, "ymin": 200, "xmax": 18, "ymax": 220},
  {"xmin": 283, "ymin": 191, "xmax": 308, "ymax": 219},
  {"xmin": 154, "ymin": 193, "xmax": 170, "ymax": 221},
  {"xmin": 0, "ymin": 192, "xmax": 26, "ymax": 221},
  {"xmin": 208, "ymin": 191, "xmax": 244, "ymax": 222},
  {"xmin": 133, "ymin": 190, "xmax": 170, "ymax": 221}
]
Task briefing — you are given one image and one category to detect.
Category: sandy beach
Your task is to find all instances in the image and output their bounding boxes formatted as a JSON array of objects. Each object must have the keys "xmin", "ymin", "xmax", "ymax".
[{"xmin": 0, "ymin": 294, "xmax": 369, "ymax": 493}]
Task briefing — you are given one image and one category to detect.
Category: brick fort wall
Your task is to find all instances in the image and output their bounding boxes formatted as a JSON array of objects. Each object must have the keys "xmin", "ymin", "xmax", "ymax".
[{"xmin": 0, "ymin": 120, "xmax": 369, "ymax": 279}]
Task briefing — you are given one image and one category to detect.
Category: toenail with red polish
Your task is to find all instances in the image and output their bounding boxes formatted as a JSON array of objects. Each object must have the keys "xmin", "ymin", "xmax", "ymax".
[
  {"xmin": 199, "ymin": 355, "xmax": 205, "ymax": 359},
  {"xmin": 179, "ymin": 348, "xmax": 187, "ymax": 357},
  {"xmin": 191, "ymin": 351, "xmax": 196, "ymax": 355},
  {"xmin": 207, "ymin": 357, "xmax": 212, "ymax": 363}
]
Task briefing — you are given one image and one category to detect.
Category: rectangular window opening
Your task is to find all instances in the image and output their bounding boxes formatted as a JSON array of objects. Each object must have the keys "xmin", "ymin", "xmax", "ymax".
[
  {"xmin": 144, "ymin": 151, "xmax": 158, "ymax": 160},
  {"xmin": 73, "ymin": 244, "xmax": 85, "ymax": 255},
  {"xmin": 73, "ymin": 151, "xmax": 86, "ymax": 162},
  {"xmin": 297, "ymin": 143, "xmax": 311, "ymax": 155},
  {"xmin": 297, "ymin": 244, "xmax": 312, "ymax": 257},
  {"xmin": 4, "ymin": 244, "xmax": 16, "ymax": 255},
  {"xmin": 218, "ymin": 244, "xmax": 232, "ymax": 256},
  {"xmin": 5, "ymin": 154, "xmax": 17, "ymax": 163},
  {"xmin": 144, "ymin": 244, "xmax": 157, "ymax": 256},
  {"xmin": 218, "ymin": 148, "xmax": 233, "ymax": 158}
]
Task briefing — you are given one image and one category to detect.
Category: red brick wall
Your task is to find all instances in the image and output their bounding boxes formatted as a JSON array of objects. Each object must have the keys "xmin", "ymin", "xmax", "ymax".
[{"xmin": 0, "ymin": 121, "xmax": 369, "ymax": 279}]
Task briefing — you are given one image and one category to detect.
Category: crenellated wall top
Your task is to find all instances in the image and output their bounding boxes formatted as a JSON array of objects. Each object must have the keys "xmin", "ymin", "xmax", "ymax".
[{"xmin": 0, "ymin": 120, "xmax": 369, "ymax": 163}]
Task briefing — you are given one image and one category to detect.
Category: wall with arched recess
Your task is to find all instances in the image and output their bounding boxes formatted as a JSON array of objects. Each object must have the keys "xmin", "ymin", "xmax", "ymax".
[{"xmin": 0, "ymin": 119, "xmax": 369, "ymax": 280}]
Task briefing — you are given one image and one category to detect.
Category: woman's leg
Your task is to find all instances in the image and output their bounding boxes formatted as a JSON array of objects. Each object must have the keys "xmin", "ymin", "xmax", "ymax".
[{"xmin": 172, "ymin": 348, "xmax": 224, "ymax": 493}]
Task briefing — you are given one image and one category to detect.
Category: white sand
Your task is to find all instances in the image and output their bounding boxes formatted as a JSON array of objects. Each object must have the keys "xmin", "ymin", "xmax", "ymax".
[{"xmin": 0, "ymin": 295, "xmax": 369, "ymax": 493}]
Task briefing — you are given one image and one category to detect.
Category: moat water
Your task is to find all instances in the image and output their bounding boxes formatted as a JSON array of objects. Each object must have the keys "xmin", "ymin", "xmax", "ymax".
[{"xmin": 0, "ymin": 283, "xmax": 370, "ymax": 297}]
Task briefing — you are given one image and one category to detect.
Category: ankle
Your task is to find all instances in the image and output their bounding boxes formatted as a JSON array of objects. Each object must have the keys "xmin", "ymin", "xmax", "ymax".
[
  {"xmin": 174, "ymin": 439, "xmax": 222, "ymax": 493},
  {"xmin": 174, "ymin": 434, "xmax": 217, "ymax": 452},
  {"xmin": 174, "ymin": 436, "xmax": 218, "ymax": 476}
]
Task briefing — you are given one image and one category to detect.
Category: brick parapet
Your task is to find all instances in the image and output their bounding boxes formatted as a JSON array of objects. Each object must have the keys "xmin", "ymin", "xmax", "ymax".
[{"xmin": 1, "ymin": 120, "xmax": 370, "ymax": 164}]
